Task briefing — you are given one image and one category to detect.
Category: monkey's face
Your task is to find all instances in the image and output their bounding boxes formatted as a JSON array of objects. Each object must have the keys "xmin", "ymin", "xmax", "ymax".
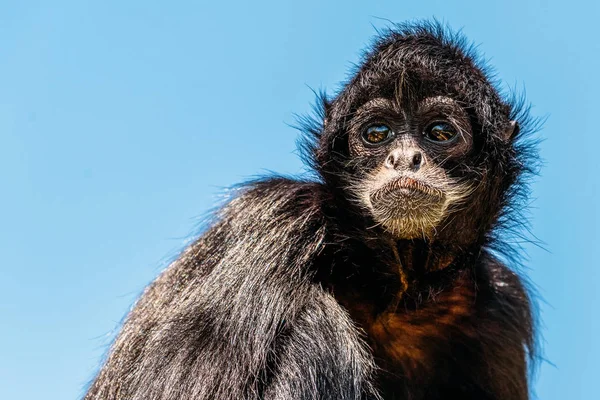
[
  {"xmin": 346, "ymin": 96, "xmax": 475, "ymax": 239},
  {"xmin": 314, "ymin": 29, "xmax": 523, "ymax": 245}
]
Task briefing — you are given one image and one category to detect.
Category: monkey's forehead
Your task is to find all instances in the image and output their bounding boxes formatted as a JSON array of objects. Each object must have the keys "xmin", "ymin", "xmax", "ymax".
[
  {"xmin": 336, "ymin": 67, "xmax": 489, "ymax": 118},
  {"xmin": 356, "ymin": 50, "xmax": 484, "ymax": 97},
  {"xmin": 339, "ymin": 28, "xmax": 498, "ymax": 106},
  {"xmin": 331, "ymin": 42, "xmax": 507, "ymax": 120}
]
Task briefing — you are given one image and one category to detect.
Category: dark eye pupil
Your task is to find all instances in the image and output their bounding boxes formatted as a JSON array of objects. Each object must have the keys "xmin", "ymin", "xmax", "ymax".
[
  {"xmin": 426, "ymin": 122, "xmax": 456, "ymax": 141},
  {"xmin": 364, "ymin": 125, "xmax": 392, "ymax": 144}
]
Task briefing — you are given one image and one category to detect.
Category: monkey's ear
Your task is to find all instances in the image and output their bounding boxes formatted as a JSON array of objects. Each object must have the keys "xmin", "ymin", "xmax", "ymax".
[{"xmin": 502, "ymin": 120, "xmax": 520, "ymax": 141}]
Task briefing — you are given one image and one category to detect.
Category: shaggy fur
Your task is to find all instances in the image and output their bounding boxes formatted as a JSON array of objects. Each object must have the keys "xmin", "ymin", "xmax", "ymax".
[{"xmin": 85, "ymin": 20, "xmax": 539, "ymax": 400}]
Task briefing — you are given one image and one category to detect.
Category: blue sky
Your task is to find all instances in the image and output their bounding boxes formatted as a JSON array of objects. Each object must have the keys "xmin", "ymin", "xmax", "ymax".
[{"xmin": 1, "ymin": 1, "xmax": 598, "ymax": 399}]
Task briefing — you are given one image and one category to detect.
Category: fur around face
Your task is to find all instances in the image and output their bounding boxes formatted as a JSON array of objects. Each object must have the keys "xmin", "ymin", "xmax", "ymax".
[
  {"xmin": 303, "ymin": 21, "xmax": 538, "ymax": 252},
  {"xmin": 85, "ymin": 20, "xmax": 539, "ymax": 400}
]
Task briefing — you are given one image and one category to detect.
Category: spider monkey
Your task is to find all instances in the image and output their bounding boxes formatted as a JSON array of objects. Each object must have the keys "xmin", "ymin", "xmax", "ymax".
[{"xmin": 84, "ymin": 21, "xmax": 539, "ymax": 400}]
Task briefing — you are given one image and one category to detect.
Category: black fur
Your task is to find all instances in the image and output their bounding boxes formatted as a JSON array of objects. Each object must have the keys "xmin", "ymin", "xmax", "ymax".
[{"xmin": 85, "ymin": 20, "xmax": 539, "ymax": 400}]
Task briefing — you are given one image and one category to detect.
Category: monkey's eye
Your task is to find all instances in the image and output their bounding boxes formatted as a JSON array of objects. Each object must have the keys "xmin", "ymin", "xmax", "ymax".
[
  {"xmin": 362, "ymin": 125, "xmax": 394, "ymax": 145},
  {"xmin": 424, "ymin": 121, "xmax": 457, "ymax": 142}
]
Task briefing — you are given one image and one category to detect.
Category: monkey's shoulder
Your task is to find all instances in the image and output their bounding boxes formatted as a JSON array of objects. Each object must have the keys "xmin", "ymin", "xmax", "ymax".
[
  {"xmin": 476, "ymin": 257, "xmax": 535, "ymax": 330},
  {"xmin": 220, "ymin": 176, "xmax": 326, "ymax": 222},
  {"xmin": 132, "ymin": 178, "xmax": 328, "ymax": 312}
]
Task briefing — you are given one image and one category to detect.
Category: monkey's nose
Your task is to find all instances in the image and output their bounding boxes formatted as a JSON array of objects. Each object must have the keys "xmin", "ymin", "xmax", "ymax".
[
  {"xmin": 411, "ymin": 152, "xmax": 423, "ymax": 170},
  {"xmin": 385, "ymin": 149, "xmax": 424, "ymax": 171}
]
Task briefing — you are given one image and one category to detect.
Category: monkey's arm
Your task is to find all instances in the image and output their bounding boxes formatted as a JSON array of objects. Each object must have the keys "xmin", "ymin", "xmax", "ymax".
[
  {"xmin": 261, "ymin": 286, "xmax": 379, "ymax": 400},
  {"xmin": 84, "ymin": 178, "xmax": 374, "ymax": 400}
]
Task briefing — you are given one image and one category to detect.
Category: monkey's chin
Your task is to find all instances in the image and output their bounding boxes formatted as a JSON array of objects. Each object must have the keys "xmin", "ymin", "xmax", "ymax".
[
  {"xmin": 368, "ymin": 179, "xmax": 446, "ymax": 239},
  {"xmin": 371, "ymin": 203, "xmax": 446, "ymax": 239}
]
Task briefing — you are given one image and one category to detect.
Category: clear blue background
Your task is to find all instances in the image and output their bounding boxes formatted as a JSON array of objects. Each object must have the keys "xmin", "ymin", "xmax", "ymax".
[{"xmin": 1, "ymin": 1, "xmax": 597, "ymax": 399}]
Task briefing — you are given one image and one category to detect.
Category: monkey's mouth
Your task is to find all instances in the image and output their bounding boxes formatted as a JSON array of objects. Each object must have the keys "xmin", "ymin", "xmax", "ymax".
[{"xmin": 370, "ymin": 176, "xmax": 444, "ymax": 203}]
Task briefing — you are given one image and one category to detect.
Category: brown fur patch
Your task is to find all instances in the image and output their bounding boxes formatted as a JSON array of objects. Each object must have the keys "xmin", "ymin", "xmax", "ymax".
[{"xmin": 340, "ymin": 272, "xmax": 477, "ymax": 379}]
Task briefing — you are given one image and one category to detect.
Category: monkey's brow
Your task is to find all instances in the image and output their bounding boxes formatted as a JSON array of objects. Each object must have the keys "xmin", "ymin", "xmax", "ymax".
[
  {"xmin": 355, "ymin": 96, "xmax": 462, "ymax": 114},
  {"xmin": 419, "ymin": 96, "xmax": 462, "ymax": 108},
  {"xmin": 354, "ymin": 97, "xmax": 400, "ymax": 115}
]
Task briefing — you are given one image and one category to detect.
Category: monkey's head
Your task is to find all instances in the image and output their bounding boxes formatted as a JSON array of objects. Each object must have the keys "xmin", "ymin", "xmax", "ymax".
[{"xmin": 307, "ymin": 22, "xmax": 534, "ymax": 248}]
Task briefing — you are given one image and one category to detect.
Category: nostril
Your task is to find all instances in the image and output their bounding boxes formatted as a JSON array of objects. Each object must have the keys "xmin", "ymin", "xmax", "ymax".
[
  {"xmin": 412, "ymin": 152, "xmax": 422, "ymax": 169},
  {"xmin": 385, "ymin": 153, "xmax": 397, "ymax": 169}
]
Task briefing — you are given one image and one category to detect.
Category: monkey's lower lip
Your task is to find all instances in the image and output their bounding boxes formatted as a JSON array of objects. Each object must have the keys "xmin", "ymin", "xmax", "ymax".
[{"xmin": 371, "ymin": 177, "xmax": 444, "ymax": 201}]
